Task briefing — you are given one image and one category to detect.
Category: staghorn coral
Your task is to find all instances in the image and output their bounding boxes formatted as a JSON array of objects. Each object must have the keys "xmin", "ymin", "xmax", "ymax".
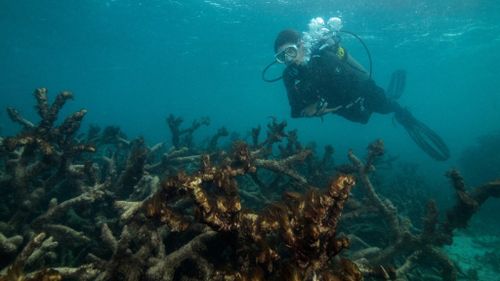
[
  {"xmin": 114, "ymin": 138, "xmax": 148, "ymax": 199},
  {"xmin": 343, "ymin": 140, "xmax": 500, "ymax": 281},
  {"xmin": 439, "ymin": 170, "xmax": 500, "ymax": 245},
  {"xmin": 207, "ymin": 127, "xmax": 229, "ymax": 151},
  {"xmin": 263, "ymin": 117, "xmax": 288, "ymax": 148},
  {"xmin": 3, "ymin": 89, "xmax": 95, "ymax": 157},
  {"xmin": 144, "ymin": 141, "xmax": 360, "ymax": 280},
  {"xmin": 305, "ymin": 144, "xmax": 335, "ymax": 186},
  {"xmin": 251, "ymin": 125, "xmax": 261, "ymax": 148},
  {"xmin": 2, "ymin": 87, "xmax": 500, "ymax": 281},
  {"xmin": 0, "ymin": 90, "xmax": 117, "ymax": 280},
  {"xmin": 31, "ymin": 181, "xmax": 112, "ymax": 228},
  {"xmin": 166, "ymin": 114, "xmax": 210, "ymax": 149},
  {"xmin": 254, "ymin": 149, "xmax": 311, "ymax": 185},
  {"xmin": 345, "ymin": 141, "xmax": 456, "ymax": 280},
  {"xmin": 0, "ymin": 266, "xmax": 61, "ymax": 281},
  {"xmin": 0, "ymin": 233, "xmax": 61, "ymax": 281},
  {"xmin": 1, "ymin": 89, "xmax": 96, "ymax": 229}
]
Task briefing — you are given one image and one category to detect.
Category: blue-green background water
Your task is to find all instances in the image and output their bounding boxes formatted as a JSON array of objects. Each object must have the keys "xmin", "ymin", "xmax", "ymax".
[
  {"xmin": 1, "ymin": 1, "xmax": 500, "ymax": 278},
  {"xmin": 1, "ymin": 0, "xmax": 499, "ymax": 178}
]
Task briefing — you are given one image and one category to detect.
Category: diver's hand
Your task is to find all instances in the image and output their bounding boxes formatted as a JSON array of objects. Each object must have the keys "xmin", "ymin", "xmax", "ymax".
[
  {"xmin": 300, "ymin": 99, "xmax": 333, "ymax": 117},
  {"xmin": 301, "ymin": 102, "xmax": 326, "ymax": 117}
]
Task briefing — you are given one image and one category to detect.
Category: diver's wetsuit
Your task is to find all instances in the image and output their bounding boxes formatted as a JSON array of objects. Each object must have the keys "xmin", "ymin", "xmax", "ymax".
[{"xmin": 283, "ymin": 44, "xmax": 401, "ymax": 123}]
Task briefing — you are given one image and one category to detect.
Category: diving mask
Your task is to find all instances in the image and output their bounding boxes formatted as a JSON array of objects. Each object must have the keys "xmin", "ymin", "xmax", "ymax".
[{"xmin": 275, "ymin": 44, "xmax": 299, "ymax": 64}]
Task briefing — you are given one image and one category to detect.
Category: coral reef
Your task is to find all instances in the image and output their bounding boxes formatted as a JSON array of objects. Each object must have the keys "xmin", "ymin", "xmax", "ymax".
[
  {"xmin": 0, "ymin": 89, "xmax": 499, "ymax": 281},
  {"xmin": 145, "ymin": 145, "xmax": 357, "ymax": 279},
  {"xmin": 342, "ymin": 140, "xmax": 500, "ymax": 281}
]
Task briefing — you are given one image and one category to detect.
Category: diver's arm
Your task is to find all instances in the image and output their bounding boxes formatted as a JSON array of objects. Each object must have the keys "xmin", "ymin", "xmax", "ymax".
[
  {"xmin": 300, "ymin": 102, "xmax": 321, "ymax": 117},
  {"xmin": 287, "ymin": 93, "xmax": 324, "ymax": 118},
  {"xmin": 301, "ymin": 100, "xmax": 342, "ymax": 117},
  {"xmin": 283, "ymin": 69, "xmax": 312, "ymax": 118},
  {"xmin": 287, "ymin": 89, "xmax": 331, "ymax": 118},
  {"xmin": 284, "ymin": 65, "xmax": 342, "ymax": 117},
  {"xmin": 284, "ymin": 86, "xmax": 304, "ymax": 118}
]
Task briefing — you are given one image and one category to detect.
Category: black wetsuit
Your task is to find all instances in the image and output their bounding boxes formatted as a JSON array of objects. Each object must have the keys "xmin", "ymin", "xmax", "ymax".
[{"xmin": 283, "ymin": 44, "xmax": 401, "ymax": 123}]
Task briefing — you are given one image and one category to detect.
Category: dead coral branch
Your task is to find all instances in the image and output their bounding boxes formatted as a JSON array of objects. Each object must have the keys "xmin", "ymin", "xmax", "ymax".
[{"xmin": 145, "ymin": 142, "xmax": 360, "ymax": 280}]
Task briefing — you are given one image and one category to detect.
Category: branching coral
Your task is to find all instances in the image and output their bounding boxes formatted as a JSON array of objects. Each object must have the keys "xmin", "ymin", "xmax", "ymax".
[
  {"xmin": 440, "ymin": 170, "xmax": 500, "ymax": 245},
  {"xmin": 31, "ymin": 181, "xmax": 111, "ymax": 228},
  {"xmin": 144, "ymin": 141, "xmax": 360, "ymax": 280},
  {"xmin": 344, "ymin": 140, "xmax": 500, "ymax": 281},
  {"xmin": 0, "ymin": 233, "xmax": 23, "ymax": 261},
  {"xmin": 0, "ymin": 233, "xmax": 61, "ymax": 281},
  {"xmin": 166, "ymin": 114, "xmax": 210, "ymax": 149},
  {"xmin": 207, "ymin": 127, "xmax": 229, "ymax": 151},
  {"xmin": 114, "ymin": 138, "xmax": 148, "ymax": 198},
  {"xmin": 254, "ymin": 149, "xmax": 311, "ymax": 185},
  {"xmin": 348, "ymin": 140, "xmax": 401, "ymax": 239},
  {"xmin": 4, "ymin": 89, "xmax": 95, "ymax": 157},
  {"xmin": 2, "ymin": 88, "xmax": 499, "ymax": 281},
  {"xmin": 0, "ymin": 89, "xmax": 98, "ymax": 236}
]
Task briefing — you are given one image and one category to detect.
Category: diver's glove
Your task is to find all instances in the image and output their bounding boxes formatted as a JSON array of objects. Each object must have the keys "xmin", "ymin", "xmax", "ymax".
[
  {"xmin": 316, "ymin": 98, "xmax": 328, "ymax": 113},
  {"xmin": 301, "ymin": 98, "xmax": 329, "ymax": 117},
  {"xmin": 301, "ymin": 98, "xmax": 345, "ymax": 118}
]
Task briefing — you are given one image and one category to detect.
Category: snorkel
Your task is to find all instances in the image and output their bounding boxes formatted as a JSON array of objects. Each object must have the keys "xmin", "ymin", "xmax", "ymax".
[{"xmin": 262, "ymin": 17, "xmax": 373, "ymax": 82}]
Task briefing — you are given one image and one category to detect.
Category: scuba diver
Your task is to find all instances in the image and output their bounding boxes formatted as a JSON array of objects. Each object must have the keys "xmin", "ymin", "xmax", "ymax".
[{"xmin": 262, "ymin": 17, "xmax": 450, "ymax": 161}]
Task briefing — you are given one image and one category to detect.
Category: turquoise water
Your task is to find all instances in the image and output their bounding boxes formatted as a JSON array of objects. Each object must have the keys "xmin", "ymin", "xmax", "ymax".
[
  {"xmin": 1, "ymin": 1, "xmax": 498, "ymax": 151},
  {"xmin": 1, "ymin": 2, "xmax": 499, "ymax": 183},
  {"xmin": 1, "ymin": 0, "xmax": 499, "ymax": 159},
  {"xmin": 1, "ymin": 1, "xmax": 500, "ymax": 279},
  {"xmin": 2, "ymin": 0, "xmax": 500, "ymax": 198}
]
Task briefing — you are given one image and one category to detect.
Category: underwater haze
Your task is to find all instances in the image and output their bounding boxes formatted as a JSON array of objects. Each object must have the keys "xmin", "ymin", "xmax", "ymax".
[
  {"xmin": 2, "ymin": 0, "xmax": 500, "ymax": 158},
  {"xmin": 1, "ymin": 0, "xmax": 500, "ymax": 280}
]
